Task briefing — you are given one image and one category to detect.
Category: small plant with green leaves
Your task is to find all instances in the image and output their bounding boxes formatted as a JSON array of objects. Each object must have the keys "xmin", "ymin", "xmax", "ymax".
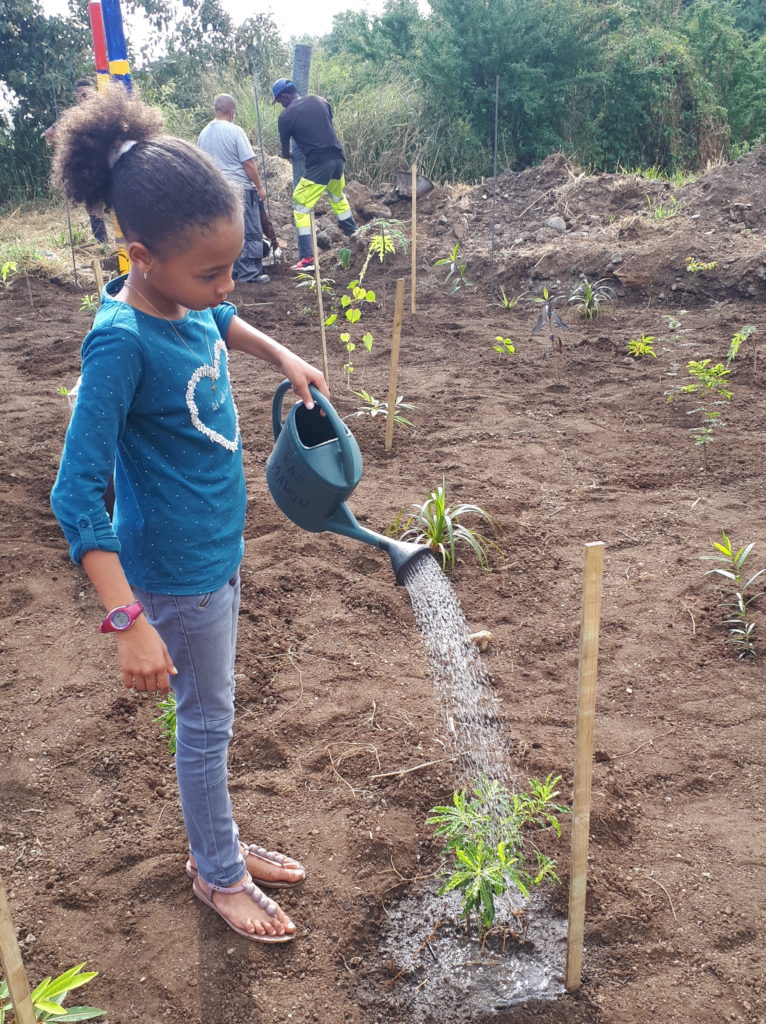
[
  {"xmin": 726, "ymin": 325, "xmax": 757, "ymax": 371},
  {"xmin": 568, "ymin": 277, "xmax": 615, "ymax": 321},
  {"xmin": 496, "ymin": 287, "xmax": 526, "ymax": 309},
  {"xmin": 337, "ymin": 246, "xmax": 352, "ymax": 271},
  {"xmin": 626, "ymin": 334, "xmax": 657, "ymax": 358},
  {"xmin": 325, "ymin": 280, "xmax": 376, "ymax": 386},
  {"xmin": 666, "ymin": 359, "xmax": 732, "ymax": 470},
  {"xmin": 492, "ymin": 336, "xmax": 516, "ymax": 356},
  {"xmin": 390, "ymin": 481, "xmax": 498, "ymax": 569},
  {"xmin": 347, "ymin": 389, "xmax": 416, "ymax": 428},
  {"xmin": 155, "ymin": 691, "xmax": 177, "ymax": 754},
  {"xmin": 1, "ymin": 962, "xmax": 105, "ymax": 1022},
  {"xmin": 528, "ymin": 288, "xmax": 570, "ymax": 355},
  {"xmin": 645, "ymin": 194, "xmax": 684, "ymax": 219},
  {"xmin": 1, "ymin": 261, "xmax": 17, "ymax": 288},
  {"xmin": 80, "ymin": 294, "xmax": 99, "ymax": 314},
  {"xmin": 685, "ymin": 256, "xmax": 718, "ymax": 273},
  {"xmin": 703, "ymin": 532, "xmax": 765, "ymax": 658},
  {"xmin": 427, "ymin": 775, "xmax": 569, "ymax": 933},
  {"xmin": 295, "ymin": 272, "xmax": 335, "ymax": 297},
  {"xmin": 434, "ymin": 243, "xmax": 472, "ymax": 294},
  {"xmin": 357, "ymin": 218, "xmax": 408, "ymax": 282}
]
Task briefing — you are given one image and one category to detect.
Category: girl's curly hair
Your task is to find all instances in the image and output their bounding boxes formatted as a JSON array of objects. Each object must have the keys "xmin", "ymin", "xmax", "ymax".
[{"xmin": 52, "ymin": 83, "xmax": 239, "ymax": 254}]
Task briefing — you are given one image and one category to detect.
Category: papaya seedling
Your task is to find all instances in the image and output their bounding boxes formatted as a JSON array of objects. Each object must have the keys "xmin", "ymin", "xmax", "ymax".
[
  {"xmin": 427, "ymin": 775, "xmax": 569, "ymax": 934},
  {"xmin": 568, "ymin": 277, "xmax": 615, "ymax": 321},
  {"xmin": 390, "ymin": 481, "xmax": 499, "ymax": 569},
  {"xmin": 626, "ymin": 334, "xmax": 657, "ymax": 358},
  {"xmin": 702, "ymin": 532, "xmax": 765, "ymax": 658},
  {"xmin": 1, "ymin": 962, "xmax": 105, "ymax": 1022}
]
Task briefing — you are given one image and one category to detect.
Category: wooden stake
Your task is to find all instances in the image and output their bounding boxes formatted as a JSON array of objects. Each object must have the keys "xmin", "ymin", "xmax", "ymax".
[
  {"xmin": 566, "ymin": 540, "xmax": 605, "ymax": 992},
  {"xmin": 309, "ymin": 212, "xmax": 330, "ymax": 384},
  {"xmin": 410, "ymin": 163, "xmax": 417, "ymax": 314},
  {"xmin": 91, "ymin": 258, "xmax": 104, "ymax": 304},
  {"xmin": 385, "ymin": 278, "xmax": 406, "ymax": 454},
  {"xmin": 0, "ymin": 872, "xmax": 37, "ymax": 1024}
]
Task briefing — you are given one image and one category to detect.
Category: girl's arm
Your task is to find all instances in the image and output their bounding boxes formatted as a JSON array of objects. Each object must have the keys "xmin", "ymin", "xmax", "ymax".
[
  {"xmin": 81, "ymin": 549, "xmax": 176, "ymax": 694},
  {"xmin": 226, "ymin": 315, "xmax": 330, "ymax": 408}
]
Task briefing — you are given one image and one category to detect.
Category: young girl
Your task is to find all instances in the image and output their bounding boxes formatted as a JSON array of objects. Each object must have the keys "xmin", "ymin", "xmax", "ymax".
[{"xmin": 50, "ymin": 85, "xmax": 327, "ymax": 943}]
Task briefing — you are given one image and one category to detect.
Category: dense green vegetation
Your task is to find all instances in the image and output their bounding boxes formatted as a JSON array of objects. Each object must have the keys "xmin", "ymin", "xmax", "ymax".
[{"xmin": 2, "ymin": 0, "xmax": 765, "ymax": 203}]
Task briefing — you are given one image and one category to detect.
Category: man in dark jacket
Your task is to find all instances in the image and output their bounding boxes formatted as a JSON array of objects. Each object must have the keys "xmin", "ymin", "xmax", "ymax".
[{"xmin": 272, "ymin": 78, "xmax": 358, "ymax": 271}]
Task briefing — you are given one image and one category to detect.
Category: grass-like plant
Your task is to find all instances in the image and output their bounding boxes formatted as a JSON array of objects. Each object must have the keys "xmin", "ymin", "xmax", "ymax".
[
  {"xmin": 645, "ymin": 194, "xmax": 684, "ymax": 219},
  {"xmin": 154, "ymin": 691, "xmax": 177, "ymax": 754},
  {"xmin": 703, "ymin": 532, "xmax": 764, "ymax": 658},
  {"xmin": 347, "ymin": 389, "xmax": 416, "ymax": 428},
  {"xmin": 568, "ymin": 277, "xmax": 615, "ymax": 321},
  {"xmin": 0, "ymin": 963, "xmax": 105, "ymax": 1022},
  {"xmin": 529, "ymin": 287, "xmax": 570, "ymax": 355},
  {"xmin": 427, "ymin": 775, "xmax": 569, "ymax": 933},
  {"xmin": 626, "ymin": 334, "xmax": 657, "ymax": 358},
  {"xmin": 80, "ymin": 294, "xmax": 98, "ymax": 314},
  {"xmin": 434, "ymin": 243, "xmax": 472, "ymax": 294},
  {"xmin": 390, "ymin": 481, "xmax": 497, "ymax": 569},
  {"xmin": 497, "ymin": 287, "xmax": 526, "ymax": 309}
]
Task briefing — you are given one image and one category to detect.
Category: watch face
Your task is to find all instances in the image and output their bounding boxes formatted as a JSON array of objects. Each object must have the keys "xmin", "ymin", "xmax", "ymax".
[{"xmin": 110, "ymin": 609, "xmax": 132, "ymax": 630}]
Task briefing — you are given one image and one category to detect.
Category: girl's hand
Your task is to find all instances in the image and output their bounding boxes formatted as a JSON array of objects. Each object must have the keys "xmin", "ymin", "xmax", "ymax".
[
  {"xmin": 116, "ymin": 616, "xmax": 177, "ymax": 694},
  {"xmin": 280, "ymin": 352, "xmax": 330, "ymax": 409}
]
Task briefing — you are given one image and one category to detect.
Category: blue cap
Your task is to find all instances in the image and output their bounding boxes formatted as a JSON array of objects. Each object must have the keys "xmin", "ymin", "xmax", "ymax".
[{"xmin": 272, "ymin": 78, "xmax": 294, "ymax": 102}]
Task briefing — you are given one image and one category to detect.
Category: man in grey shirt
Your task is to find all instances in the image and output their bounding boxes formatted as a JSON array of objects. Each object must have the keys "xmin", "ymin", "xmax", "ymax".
[{"xmin": 198, "ymin": 94, "xmax": 269, "ymax": 284}]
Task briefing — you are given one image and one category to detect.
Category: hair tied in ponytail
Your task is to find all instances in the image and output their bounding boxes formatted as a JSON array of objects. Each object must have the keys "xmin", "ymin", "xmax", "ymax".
[{"xmin": 108, "ymin": 138, "xmax": 138, "ymax": 170}]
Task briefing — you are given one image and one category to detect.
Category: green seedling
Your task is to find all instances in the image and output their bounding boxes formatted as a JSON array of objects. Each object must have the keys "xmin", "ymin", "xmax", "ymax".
[
  {"xmin": 685, "ymin": 256, "xmax": 718, "ymax": 273},
  {"xmin": 529, "ymin": 288, "xmax": 570, "ymax": 356},
  {"xmin": 666, "ymin": 359, "xmax": 732, "ymax": 470},
  {"xmin": 390, "ymin": 481, "xmax": 498, "ymax": 569},
  {"xmin": 55, "ymin": 385, "xmax": 70, "ymax": 396},
  {"xmin": 497, "ymin": 287, "xmax": 526, "ymax": 309},
  {"xmin": 726, "ymin": 325, "xmax": 757, "ymax": 371},
  {"xmin": 295, "ymin": 272, "xmax": 335, "ymax": 297},
  {"xmin": 645, "ymin": 195, "xmax": 684, "ymax": 219},
  {"xmin": 1, "ymin": 962, "xmax": 105, "ymax": 1022},
  {"xmin": 427, "ymin": 775, "xmax": 569, "ymax": 934},
  {"xmin": 337, "ymin": 247, "xmax": 352, "ymax": 271},
  {"xmin": 626, "ymin": 334, "xmax": 657, "ymax": 358},
  {"xmin": 326, "ymin": 280, "xmax": 376, "ymax": 386},
  {"xmin": 347, "ymin": 389, "xmax": 416, "ymax": 428},
  {"xmin": 51, "ymin": 226, "xmax": 89, "ymax": 247},
  {"xmin": 80, "ymin": 294, "xmax": 98, "ymax": 314},
  {"xmin": 357, "ymin": 218, "xmax": 408, "ymax": 283},
  {"xmin": 568, "ymin": 277, "xmax": 615, "ymax": 321},
  {"xmin": 434, "ymin": 243, "xmax": 473, "ymax": 294},
  {"xmin": 154, "ymin": 691, "xmax": 177, "ymax": 754},
  {"xmin": 703, "ymin": 532, "xmax": 765, "ymax": 658},
  {"xmin": 493, "ymin": 336, "xmax": 516, "ymax": 356},
  {"xmin": 1, "ymin": 261, "xmax": 17, "ymax": 287}
]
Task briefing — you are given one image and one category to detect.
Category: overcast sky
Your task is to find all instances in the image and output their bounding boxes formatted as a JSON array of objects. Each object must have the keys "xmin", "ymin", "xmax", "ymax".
[{"xmin": 40, "ymin": 0, "xmax": 395, "ymax": 42}]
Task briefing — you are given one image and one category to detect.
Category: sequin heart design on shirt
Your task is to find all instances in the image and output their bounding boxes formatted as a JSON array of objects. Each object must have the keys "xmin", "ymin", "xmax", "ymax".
[{"xmin": 185, "ymin": 338, "xmax": 240, "ymax": 452}]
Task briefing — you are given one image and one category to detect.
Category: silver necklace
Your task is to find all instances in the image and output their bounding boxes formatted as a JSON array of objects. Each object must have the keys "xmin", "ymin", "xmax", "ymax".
[{"xmin": 123, "ymin": 281, "xmax": 219, "ymax": 391}]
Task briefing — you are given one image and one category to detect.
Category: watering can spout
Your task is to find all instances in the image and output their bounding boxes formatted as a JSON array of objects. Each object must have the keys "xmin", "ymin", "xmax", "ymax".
[{"xmin": 324, "ymin": 504, "xmax": 434, "ymax": 585}]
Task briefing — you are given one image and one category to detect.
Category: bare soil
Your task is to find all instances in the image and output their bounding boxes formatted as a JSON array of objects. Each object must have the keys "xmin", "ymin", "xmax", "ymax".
[{"xmin": 1, "ymin": 151, "xmax": 766, "ymax": 1024}]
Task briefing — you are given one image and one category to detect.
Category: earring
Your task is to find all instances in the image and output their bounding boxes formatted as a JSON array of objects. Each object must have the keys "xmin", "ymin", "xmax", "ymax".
[{"xmin": 143, "ymin": 271, "xmax": 148, "ymax": 280}]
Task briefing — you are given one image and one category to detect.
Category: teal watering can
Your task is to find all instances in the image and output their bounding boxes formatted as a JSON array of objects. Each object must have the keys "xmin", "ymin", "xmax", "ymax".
[{"xmin": 265, "ymin": 380, "xmax": 433, "ymax": 584}]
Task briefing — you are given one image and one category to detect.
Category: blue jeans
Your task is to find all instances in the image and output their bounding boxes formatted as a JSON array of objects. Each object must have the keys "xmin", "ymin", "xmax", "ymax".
[{"xmin": 133, "ymin": 572, "xmax": 246, "ymax": 887}]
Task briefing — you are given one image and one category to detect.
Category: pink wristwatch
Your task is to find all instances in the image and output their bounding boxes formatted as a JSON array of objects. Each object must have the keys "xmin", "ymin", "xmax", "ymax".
[{"xmin": 99, "ymin": 601, "xmax": 145, "ymax": 633}]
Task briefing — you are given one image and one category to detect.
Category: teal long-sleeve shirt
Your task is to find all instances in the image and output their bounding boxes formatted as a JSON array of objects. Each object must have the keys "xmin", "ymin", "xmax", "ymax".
[{"xmin": 51, "ymin": 278, "xmax": 244, "ymax": 595}]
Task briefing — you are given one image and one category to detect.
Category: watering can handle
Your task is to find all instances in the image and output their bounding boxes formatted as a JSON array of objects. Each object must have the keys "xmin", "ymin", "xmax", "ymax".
[{"xmin": 271, "ymin": 379, "xmax": 357, "ymax": 486}]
